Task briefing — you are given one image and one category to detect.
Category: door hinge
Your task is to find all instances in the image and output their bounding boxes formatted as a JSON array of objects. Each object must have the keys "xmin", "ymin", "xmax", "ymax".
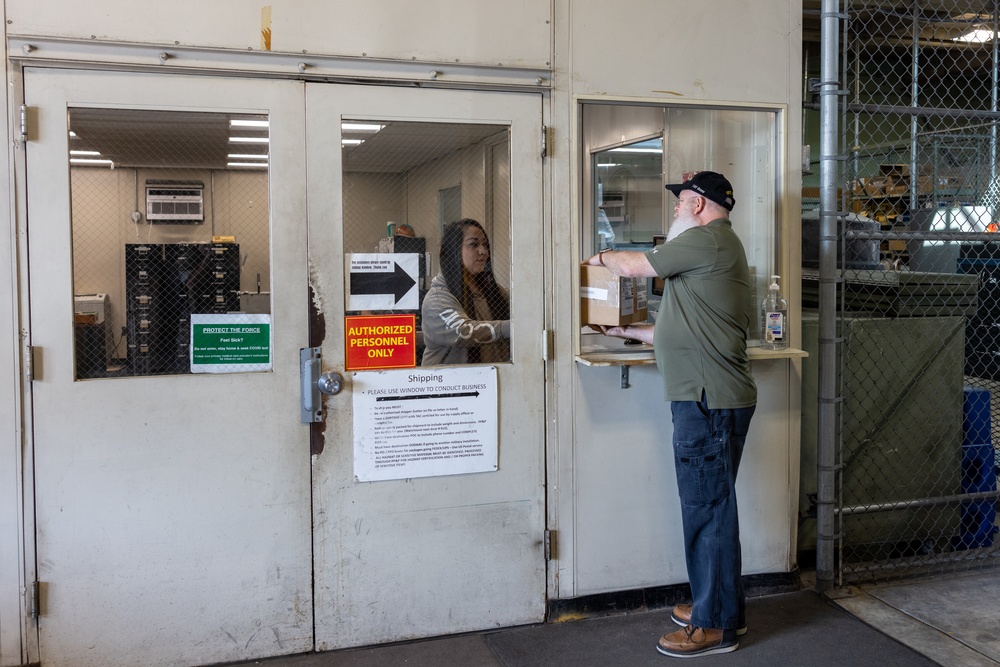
[
  {"xmin": 25, "ymin": 345, "xmax": 36, "ymax": 382},
  {"xmin": 541, "ymin": 125, "xmax": 548, "ymax": 158},
  {"xmin": 541, "ymin": 329, "xmax": 553, "ymax": 362},
  {"xmin": 30, "ymin": 580, "xmax": 40, "ymax": 620},
  {"xmin": 544, "ymin": 529, "xmax": 556, "ymax": 560},
  {"xmin": 20, "ymin": 105, "xmax": 30, "ymax": 143}
]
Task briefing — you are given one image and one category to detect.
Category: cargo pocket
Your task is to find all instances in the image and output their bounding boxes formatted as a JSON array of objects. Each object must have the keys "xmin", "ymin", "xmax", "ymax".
[{"xmin": 674, "ymin": 433, "xmax": 730, "ymax": 507}]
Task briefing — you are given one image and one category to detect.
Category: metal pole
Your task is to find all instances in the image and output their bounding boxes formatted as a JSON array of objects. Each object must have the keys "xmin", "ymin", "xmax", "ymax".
[
  {"xmin": 991, "ymin": 1, "xmax": 999, "ymax": 214},
  {"xmin": 910, "ymin": 1, "xmax": 920, "ymax": 218},
  {"xmin": 817, "ymin": 0, "xmax": 843, "ymax": 593}
]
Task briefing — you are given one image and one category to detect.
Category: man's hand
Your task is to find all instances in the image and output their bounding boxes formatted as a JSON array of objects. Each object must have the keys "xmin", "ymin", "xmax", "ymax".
[
  {"xmin": 589, "ymin": 323, "xmax": 655, "ymax": 344},
  {"xmin": 589, "ymin": 324, "xmax": 635, "ymax": 339},
  {"xmin": 583, "ymin": 253, "xmax": 604, "ymax": 267}
]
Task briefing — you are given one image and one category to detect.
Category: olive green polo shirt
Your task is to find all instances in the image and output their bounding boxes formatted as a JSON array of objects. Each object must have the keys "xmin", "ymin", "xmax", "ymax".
[{"xmin": 644, "ymin": 219, "xmax": 757, "ymax": 409}]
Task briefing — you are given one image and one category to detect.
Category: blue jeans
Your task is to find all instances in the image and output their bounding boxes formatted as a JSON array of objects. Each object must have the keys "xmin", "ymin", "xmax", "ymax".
[{"xmin": 671, "ymin": 396, "xmax": 755, "ymax": 631}]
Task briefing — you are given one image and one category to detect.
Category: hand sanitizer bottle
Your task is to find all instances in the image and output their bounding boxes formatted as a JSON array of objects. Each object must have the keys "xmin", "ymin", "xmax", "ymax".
[{"xmin": 761, "ymin": 275, "xmax": 789, "ymax": 350}]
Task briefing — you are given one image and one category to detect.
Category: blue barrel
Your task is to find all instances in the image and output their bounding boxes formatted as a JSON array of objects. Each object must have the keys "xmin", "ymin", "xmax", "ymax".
[{"xmin": 958, "ymin": 387, "xmax": 998, "ymax": 549}]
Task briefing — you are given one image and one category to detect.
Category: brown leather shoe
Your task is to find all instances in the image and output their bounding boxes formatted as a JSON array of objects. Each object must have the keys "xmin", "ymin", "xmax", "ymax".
[
  {"xmin": 657, "ymin": 625, "xmax": 738, "ymax": 658},
  {"xmin": 671, "ymin": 603, "xmax": 747, "ymax": 636}
]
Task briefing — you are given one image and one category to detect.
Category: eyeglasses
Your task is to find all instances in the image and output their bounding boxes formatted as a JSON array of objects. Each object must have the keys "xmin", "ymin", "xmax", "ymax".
[{"xmin": 674, "ymin": 195, "xmax": 702, "ymax": 209}]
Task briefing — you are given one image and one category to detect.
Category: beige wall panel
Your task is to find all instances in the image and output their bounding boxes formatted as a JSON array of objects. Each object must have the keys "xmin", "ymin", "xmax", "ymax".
[
  {"xmin": 343, "ymin": 173, "xmax": 407, "ymax": 255},
  {"xmin": 569, "ymin": 0, "xmax": 798, "ymax": 104},
  {"xmin": 7, "ymin": 0, "xmax": 552, "ymax": 69}
]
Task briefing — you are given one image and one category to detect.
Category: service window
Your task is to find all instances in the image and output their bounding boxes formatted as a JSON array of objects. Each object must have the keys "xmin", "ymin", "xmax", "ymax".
[
  {"xmin": 580, "ymin": 102, "xmax": 779, "ymax": 344},
  {"xmin": 68, "ymin": 108, "xmax": 272, "ymax": 379}
]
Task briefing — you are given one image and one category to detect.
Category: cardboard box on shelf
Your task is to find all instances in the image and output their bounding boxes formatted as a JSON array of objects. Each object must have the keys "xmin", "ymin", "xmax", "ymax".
[
  {"xmin": 880, "ymin": 164, "xmax": 910, "ymax": 181},
  {"xmin": 580, "ymin": 264, "xmax": 648, "ymax": 326}
]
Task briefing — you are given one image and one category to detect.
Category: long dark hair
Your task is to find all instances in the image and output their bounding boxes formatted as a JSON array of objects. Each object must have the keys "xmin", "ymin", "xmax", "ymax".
[{"xmin": 439, "ymin": 219, "xmax": 510, "ymax": 321}]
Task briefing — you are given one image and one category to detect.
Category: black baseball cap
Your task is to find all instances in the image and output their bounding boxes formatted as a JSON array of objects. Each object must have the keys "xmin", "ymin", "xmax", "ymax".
[{"xmin": 665, "ymin": 171, "xmax": 736, "ymax": 211}]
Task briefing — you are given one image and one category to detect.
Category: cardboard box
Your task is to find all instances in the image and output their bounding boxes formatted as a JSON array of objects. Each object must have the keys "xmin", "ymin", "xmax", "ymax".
[{"xmin": 580, "ymin": 264, "xmax": 648, "ymax": 326}]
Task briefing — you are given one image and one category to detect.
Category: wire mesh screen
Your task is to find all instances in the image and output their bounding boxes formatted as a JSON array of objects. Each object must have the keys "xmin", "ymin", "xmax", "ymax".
[
  {"xmin": 826, "ymin": 0, "xmax": 1000, "ymax": 583},
  {"xmin": 69, "ymin": 108, "xmax": 272, "ymax": 379},
  {"xmin": 340, "ymin": 120, "xmax": 512, "ymax": 368}
]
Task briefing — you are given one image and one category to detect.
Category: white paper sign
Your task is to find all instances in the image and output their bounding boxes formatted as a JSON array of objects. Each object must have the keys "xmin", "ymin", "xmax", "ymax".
[
  {"xmin": 347, "ymin": 253, "xmax": 419, "ymax": 311},
  {"xmin": 352, "ymin": 366, "xmax": 498, "ymax": 482}
]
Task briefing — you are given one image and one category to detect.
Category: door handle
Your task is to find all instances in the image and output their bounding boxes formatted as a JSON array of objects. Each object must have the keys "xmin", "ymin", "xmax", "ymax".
[
  {"xmin": 300, "ymin": 347, "xmax": 343, "ymax": 423},
  {"xmin": 318, "ymin": 371, "xmax": 343, "ymax": 396}
]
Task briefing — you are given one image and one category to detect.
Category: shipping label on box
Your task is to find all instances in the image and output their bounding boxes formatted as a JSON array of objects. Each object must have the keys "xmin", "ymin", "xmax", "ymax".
[{"xmin": 580, "ymin": 264, "xmax": 648, "ymax": 326}]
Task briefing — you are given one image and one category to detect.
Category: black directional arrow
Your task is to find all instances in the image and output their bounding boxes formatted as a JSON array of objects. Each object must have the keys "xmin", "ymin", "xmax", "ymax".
[
  {"xmin": 350, "ymin": 262, "xmax": 416, "ymax": 304},
  {"xmin": 377, "ymin": 391, "xmax": 480, "ymax": 402}
]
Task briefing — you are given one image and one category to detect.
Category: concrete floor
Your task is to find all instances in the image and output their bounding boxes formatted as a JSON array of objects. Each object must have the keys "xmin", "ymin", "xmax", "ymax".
[
  {"xmin": 834, "ymin": 568, "xmax": 1000, "ymax": 667},
  {"xmin": 222, "ymin": 567, "xmax": 1000, "ymax": 667}
]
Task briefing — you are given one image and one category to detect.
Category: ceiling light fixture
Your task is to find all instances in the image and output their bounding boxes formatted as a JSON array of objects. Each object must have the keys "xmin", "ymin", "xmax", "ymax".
[
  {"xmin": 70, "ymin": 158, "xmax": 113, "ymax": 165},
  {"xmin": 342, "ymin": 138, "xmax": 364, "ymax": 146},
  {"xmin": 609, "ymin": 147, "xmax": 663, "ymax": 154},
  {"xmin": 70, "ymin": 150, "xmax": 101, "ymax": 156},
  {"xmin": 227, "ymin": 162, "xmax": 269, "ymax": 168},
  {"xmin": 955, "ymin": 28, "xmax": 997, "ymax": 43},
  {"xmin": 229, "ymin": 137, "xmax": 270, "ymax": 144},
  {"xmin": 227, "ymin": 153, "xmax": 269, "ymax": 160},
  {"xmin": 230, "ymin": 119, "xmax": 270, "ymax": 128},
  {"xmin": 341, "ymin": 122, "xmax": 384, "ymax": 132}
]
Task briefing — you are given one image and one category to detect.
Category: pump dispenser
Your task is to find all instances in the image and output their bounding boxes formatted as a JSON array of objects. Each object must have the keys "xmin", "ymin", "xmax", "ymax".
[{"xmin": 760, "ymin": 275, "xmax": 789, "ymax": 350}]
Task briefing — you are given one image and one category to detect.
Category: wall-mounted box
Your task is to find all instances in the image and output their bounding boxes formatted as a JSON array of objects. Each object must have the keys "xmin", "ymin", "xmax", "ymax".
[{"xmin": 580, "ymin": 264, "xmax": 647, "ymax": 326}]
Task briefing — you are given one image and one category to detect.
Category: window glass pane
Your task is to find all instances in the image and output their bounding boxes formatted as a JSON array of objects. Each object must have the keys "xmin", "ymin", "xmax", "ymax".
[
  {"xmin": 341, "ymin": 120, "xmax": 512, "ymax": 367},
  {"xmin": 581, "ymin": 102, "xmax": 778, "ymax": 342},
  {"xmin": 69, "ymin": 108, "xmax": 272, "ymax": 379}
]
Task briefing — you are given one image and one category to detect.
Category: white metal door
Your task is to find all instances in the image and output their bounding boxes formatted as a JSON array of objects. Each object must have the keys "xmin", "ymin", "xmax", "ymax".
[
  {"xmin": 24, "ymin": 69, "xmax": 312, "ymax": 667},
  {"xmin": 305, "ymin": 84, "xmax": 546, "ymax": 649}
]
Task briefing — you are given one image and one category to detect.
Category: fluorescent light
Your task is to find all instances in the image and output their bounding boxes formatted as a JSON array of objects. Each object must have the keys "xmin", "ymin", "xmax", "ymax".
[
  {"xmin": 342, "ymin": 122, "xmax": 384, "ymax": 132},
  {"xmin": 342, "ymin": 138, "xmax": 364, "ymax": 146},
  {"xmin": 598, "ymin": 163, "xmax": 622, "ymax": 168},
  {"xmin": 70, "ymin": 150, "xmax": 101, "ymax": 156},
  {"xmin": 955, "ymin": 28, "xmax": 997, "ymax": 43},
  {"xmin": 609, "ymin": 147, "xmax": 663, "ymax": 154},
  {"xmin": 68, "ymin": 131, "xmax": 78, "ymax": 138},
  {"xmin": 70, "ymin": 158, "xmax": 113, "ymax": 165},
  {"xmin": 227, "ymin": 162, "xmax": 269, "ymax": 168},
  {"xmin": 230, "ymin": 119, "xmax": 269, "ymax": 128},
  {"xmin": 229, "ymin": 136, "xmax": 270, "ymax": 144},
  {"xmin": 227, "ymin": 153, "xmax": 269, "ymax": 160}
]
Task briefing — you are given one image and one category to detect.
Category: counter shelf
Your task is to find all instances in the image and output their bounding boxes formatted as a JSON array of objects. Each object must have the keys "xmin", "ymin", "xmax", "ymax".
[{"xmin": 575, "ymin": 345, "xmax": 808, "ymax": 388}]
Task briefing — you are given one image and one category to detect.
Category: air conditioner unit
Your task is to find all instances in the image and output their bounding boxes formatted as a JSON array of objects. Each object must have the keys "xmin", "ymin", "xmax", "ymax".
[{"xmin": 145, "ymin": 181, "xmax": 204, "ymax": 223}]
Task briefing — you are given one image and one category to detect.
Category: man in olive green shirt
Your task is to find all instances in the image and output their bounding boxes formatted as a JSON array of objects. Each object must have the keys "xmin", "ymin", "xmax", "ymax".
[{"xmin": 584, "ymin": 171, "xmax": 756, "ymax": 659}]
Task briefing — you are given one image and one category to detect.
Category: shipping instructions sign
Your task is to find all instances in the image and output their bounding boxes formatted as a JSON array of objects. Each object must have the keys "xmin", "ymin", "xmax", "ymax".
[
  {"xmin": 190, "ymin": 313, "xmax": 272, "ymax": 373},
  {"xmin": 347, "ymin": 253, "xmax": 419, "ymax": 311},
  {"xmin": 352, "ymin": 366, "xmax": 498, "ymax": 482},
  {"xmin": 345, "ymin": 314, "xmax": 417, "ymax": 370}
]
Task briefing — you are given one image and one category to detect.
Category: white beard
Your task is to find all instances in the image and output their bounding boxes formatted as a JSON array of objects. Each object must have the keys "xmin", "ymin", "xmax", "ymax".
[{"xmin": 667, "ymin": 211, "xmax": 700, "ymax": 241}]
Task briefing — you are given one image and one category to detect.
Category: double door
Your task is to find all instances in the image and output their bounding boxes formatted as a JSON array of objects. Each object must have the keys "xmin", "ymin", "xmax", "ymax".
[{"xmin": 23, "ymin": 68, "xmax": 545, "ymax": 666}]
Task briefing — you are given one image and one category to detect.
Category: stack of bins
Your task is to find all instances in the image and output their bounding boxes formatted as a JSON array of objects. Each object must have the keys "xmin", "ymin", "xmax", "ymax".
[
  {"xmin": 958, "ymin": 386, "xmax": 998, "ymax": 549},
  {"xmin": 125, "ymin": 244, "xmax": 157, "ymax": 376}
]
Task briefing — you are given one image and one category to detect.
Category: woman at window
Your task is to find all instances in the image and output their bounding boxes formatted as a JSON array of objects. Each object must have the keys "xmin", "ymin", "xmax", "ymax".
[{"xmin": 421, "ymin": 219, "xmax": 510, "ymax": 365}]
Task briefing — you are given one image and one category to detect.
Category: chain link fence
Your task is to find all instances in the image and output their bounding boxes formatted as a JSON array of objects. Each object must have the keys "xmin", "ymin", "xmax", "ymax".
[
  {"xmin": 340, "ymin": 120, "xmax": 512, "ymax": 369},
  {"xmin": 69, "ymin": 108, "xmax": 272, "ymax": 379},
  {"xmin": 806, "ymin": 0, "xmax": 1000, "ymax": 585}
]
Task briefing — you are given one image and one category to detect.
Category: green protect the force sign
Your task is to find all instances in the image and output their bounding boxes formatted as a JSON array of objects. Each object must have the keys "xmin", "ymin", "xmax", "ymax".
[{"xmin": 190, "ymin": 313, "xmax": 272, "ymax": 373}]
